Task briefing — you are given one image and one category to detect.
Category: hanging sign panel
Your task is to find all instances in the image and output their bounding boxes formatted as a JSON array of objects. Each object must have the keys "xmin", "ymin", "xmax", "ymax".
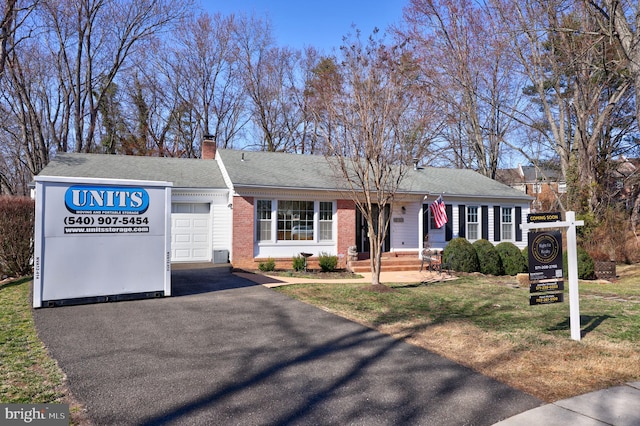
[
  {"xmin": 528, "ymin": 230, "xmax": 563, "ymax": 281},
  {"xmin": 527, "ymin": 212, "xmax": 562, "ymax": 223},
  {"xmin": 530, "ymin": 281, "xmax": 564, "ymax": 293},
  {"xmin": 530, "ymin": 291, "xmax": 564, "ymax": 306}
]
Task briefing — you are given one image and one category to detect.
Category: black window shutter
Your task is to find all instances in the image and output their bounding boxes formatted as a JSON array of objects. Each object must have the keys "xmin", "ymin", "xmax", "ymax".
[
  {"xmin": 515, "ymin": 206, "xmax": 522, "ymax": 241},
  {"xmin": 458, "ymin": 205, "xmax": 466, "ymax": 238},
  {"xmin": 445, "ymin": 204, "xmax": 453, "ymax": 241},
  {"xmin": 493, "ymin": 206, "xmax": 501, "ymax": 242},
  {"xmin": 481, "ymin": 206, "xmax": 489, "ymax": 240}
]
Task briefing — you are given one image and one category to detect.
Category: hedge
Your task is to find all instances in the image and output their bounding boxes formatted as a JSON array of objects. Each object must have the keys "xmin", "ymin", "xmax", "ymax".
[{"xmin": 0, "ymin": 196, "xmax": 35, "ymax": 277}]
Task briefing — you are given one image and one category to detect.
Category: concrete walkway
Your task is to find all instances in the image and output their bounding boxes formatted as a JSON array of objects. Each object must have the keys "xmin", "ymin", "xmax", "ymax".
[
  {"xmin": 494, "ymin": 382, "xmax": 640, "ymax": 426},
  {"xmin": 239, "ymin": 269, "xmax": 640, "ymax": 426}
]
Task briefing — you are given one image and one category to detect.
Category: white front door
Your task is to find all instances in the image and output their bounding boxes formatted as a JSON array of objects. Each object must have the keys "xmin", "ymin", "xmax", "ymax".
[{"xmin": 171, "ymin": 203, "xmax": 211, "ymax": 262}]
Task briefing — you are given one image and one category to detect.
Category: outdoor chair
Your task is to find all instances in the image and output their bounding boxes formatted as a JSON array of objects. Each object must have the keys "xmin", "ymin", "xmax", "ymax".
[{"xmin": 420, "ymin": 248, "xmax": 442, "ymax": 273}]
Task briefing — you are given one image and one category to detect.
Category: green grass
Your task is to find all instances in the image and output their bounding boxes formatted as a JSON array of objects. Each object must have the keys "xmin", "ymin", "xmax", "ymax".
[
  {"xmin": 2, "ymin": 270, "xmax": 638, "ymax": 407},
  {"xmin": 275, "ymin": 275, "xmax": 640, "ymax": 344},
  {"xmin": 274, "ymin": 273, "xmax": 640, "ymax": 400},
  {"xmin": 0, "ymin": 277, "xmax": 65, "ymax": 403}
]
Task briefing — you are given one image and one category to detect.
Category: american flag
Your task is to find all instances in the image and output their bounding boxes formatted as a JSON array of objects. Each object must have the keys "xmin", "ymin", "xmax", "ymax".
[{"xmin": 430, "ymin": 195, "xmax": 448, "ymax": 229}]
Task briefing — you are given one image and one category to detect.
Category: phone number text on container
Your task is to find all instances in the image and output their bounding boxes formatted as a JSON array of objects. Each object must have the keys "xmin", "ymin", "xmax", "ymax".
[{"xmin": 64, "ymin": 216, "xmax": 149, "ymax": 226}]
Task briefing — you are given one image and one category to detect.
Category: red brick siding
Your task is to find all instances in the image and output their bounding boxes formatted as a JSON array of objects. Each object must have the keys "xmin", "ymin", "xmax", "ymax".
[
  {"xmin": 337, "ymin": 199, "xmax": 356, "ymax": 269},
  {"xmin": 231, "ymin": 196, "xmax": 255, "ymax": 269},
  {"xmin": 202, "ymin": 139, "xmax": 216, "ymax": 159},
  {"xmin": 232, "ymin": 197, "xmax": 357, "ymax": 270},
  {"xmin": 528, "ymin": 182, "xmax": 561, "ymax": 211}
]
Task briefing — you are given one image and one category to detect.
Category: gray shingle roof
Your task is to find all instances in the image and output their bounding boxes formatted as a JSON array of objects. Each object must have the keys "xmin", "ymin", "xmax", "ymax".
[
  {"xmin": 404, "ymin": 166, "xmax": 531, "ymax": 198},
  {"xmin": 217, "ymin": 149, "xmax": 342, "ymax": 190},
  {"xmin": 218, "ymin": 149, "xmax": 531, "ymax": 199},
  {"xmin": 521, "ymin": 166, "xmax": 563, "ymax": 182},
  {"xmin": 495, "ymin": 168, "xmax": 525, "ymax": 186},
  {"xmin": 37, "ymin": 150, "xmax": 530, "ymax": 200},
  {"xmin": 37, "ymin": 152, "xmax": 226, "ymax": 189}
]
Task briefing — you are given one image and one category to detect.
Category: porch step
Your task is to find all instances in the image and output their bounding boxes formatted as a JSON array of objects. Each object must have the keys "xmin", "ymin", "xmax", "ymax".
[{"xmin": 348, "ymin": 252, "xmax": 423, "ymax": 273}]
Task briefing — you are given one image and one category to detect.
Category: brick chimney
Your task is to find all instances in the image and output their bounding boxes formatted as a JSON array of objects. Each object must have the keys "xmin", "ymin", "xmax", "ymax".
[{"xmin": 202, "ymin": 134, "xmax": 216, "ymax": 159}]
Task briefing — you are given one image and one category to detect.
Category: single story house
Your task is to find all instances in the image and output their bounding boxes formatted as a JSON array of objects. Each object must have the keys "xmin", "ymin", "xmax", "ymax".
[{"xmin": 37, "ymin": 140, "xmax": 533, "ymax": 270}]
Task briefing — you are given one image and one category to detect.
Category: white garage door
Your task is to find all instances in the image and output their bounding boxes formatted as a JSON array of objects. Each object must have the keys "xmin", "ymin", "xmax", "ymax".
[{"xmin": 171, "ymin": 203, "xmax": 211, "ymax": 262}]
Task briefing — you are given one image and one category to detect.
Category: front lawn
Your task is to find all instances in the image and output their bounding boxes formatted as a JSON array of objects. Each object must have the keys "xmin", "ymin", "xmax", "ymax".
[
  {"xmin": 0, "ymin": 277, "xmax": 64, "ymax": 403},
  {"xmin": 275, "ymin": 270, "xmax": 640, "ymax": 402},
  {"xmin": 3, "ymin": 267, "xmax": 639, "ymax": 412},
  {"xmin": 0, "ymin": 277, "xmax": 87, "ymax": 424}
]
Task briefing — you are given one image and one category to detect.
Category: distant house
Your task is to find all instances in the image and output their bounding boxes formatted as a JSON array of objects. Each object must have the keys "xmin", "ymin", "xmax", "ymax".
[
  {"xmin": 605, "ymin": 156, "xmax": 640, "ymax": 211},
  {"xmin": 496, "ymin": 164, "xmax": 566, "ymax": 212},
  {"xmin": 37, "ymin": 140, "xmax": 533, "ymax": 270}
]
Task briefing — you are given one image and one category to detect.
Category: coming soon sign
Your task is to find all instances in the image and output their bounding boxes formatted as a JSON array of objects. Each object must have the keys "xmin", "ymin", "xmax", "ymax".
[
  {"xmin": 528, "ymin": 229, "xmax": 564, "ymax": 305},
  {"xmin": 523, "ymin": 211, "xmax": 584, "ymax": 341},
  {"xmin": 33, "ymin": 176, "xmax": 172, "ymax": 307}
]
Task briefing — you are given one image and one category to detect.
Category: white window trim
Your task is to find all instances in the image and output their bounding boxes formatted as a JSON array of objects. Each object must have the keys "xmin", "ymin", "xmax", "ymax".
[
  {"xmin": 256, "ymin": 200, "xmax": 273, "ymax": 242},
  {"xmin": 501, "ymin": 206, "xmax": 514, "ymax": 241},
  {"xmin": 467, "ymin": 206, "xmax": 479, "ymax": 241},
  {"xmin": 318, "ymin": 201, "xmax": 334, "ymax": 242},
  {"xmin": 558, "ymin": 183, "xmax": 567, "ymax": 193},
  {"xmin": 256, "ymin": 199, "xmax": 336, "ymax": 244},
  {"xmin": 532, "ymin": 183, "xmax": 542, "ymax": 194}
]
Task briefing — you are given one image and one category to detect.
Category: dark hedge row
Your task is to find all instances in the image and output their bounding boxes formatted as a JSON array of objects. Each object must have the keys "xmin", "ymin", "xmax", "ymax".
[
  {"xmin": 0, "ymin": 196, "xmax": 35, "ymax": 278},
  {"xmin": 442, "ymin": 237, "xmax": 595, "ymax": 279}
]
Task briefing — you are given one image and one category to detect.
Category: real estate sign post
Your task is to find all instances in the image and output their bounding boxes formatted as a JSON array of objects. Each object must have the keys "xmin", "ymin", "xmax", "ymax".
[
  {"xmin": 528, "ymin": 229, "xmax": 563, "ymax": 306},
  {"xmin": 524, "ymin": 211, "xmax": 584, "ymax": 341}
]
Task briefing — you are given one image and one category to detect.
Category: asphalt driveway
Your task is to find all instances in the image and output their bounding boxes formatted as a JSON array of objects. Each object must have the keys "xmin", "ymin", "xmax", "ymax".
[{"xmin": 34, "ymin": 265, "xmax": 542, "ymax": 425}]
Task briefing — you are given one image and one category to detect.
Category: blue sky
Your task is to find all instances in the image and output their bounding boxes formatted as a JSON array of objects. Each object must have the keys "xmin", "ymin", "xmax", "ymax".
[{"xmin": 204, "ymin": 0, "xmax": 407, "ymax": 52}]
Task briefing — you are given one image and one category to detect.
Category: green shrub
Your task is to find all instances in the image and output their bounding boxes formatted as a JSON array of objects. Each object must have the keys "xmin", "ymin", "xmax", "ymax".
[
  {"xmin": 563, "ymin": 247, "xmax": 595, "ymax": 280},
  {"xmin": 292, "ymin": 255, "xmax": 306, "ymax": 272},
  {"xmin": 472, "ymin": 239, "xmax": 503, "ymax": 275},
  {"xmin": 443, "ymin": 238, "xmax": 479, "ymax": 273},
  {"xmin": 0, "ymin": 196, "xmax": 35, "ymax": 277},
  {"xmin": 258, "ymin": 257, "xmax": 276, "ymax": 272},
  {"xmin": 522, "ymin": 248, "xmax": 529, "ymax": 270},
  {"xmin": 495, "ymin": 242, "xmax": 527, "ymax": 275},
  {"xmin": 318, "ymin": 252, "xmax": 338, "ymax": 272}
]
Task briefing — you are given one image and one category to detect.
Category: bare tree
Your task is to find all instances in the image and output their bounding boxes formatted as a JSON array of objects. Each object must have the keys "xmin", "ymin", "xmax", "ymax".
[
  {"xmin": 401, "ymin": 0, "xmax": 522, "ymax": 178},
  {"xmin": 39, "ymin": 0, "xmax": 190, "ymax": 153},
  {"xmin": 562, "ymin": 7, "xmax": 631, "ymax": 212},
  {"xmin": 0, "ymin": 32, "xmax": 53, "ymax": 194},
  {"xmin": 285, "ymin": 46, "xmax": 319, "ymax": 154},
  {"xmin": 234, "ymin": 14, "xmax": 310, "ymax": 152},
  {"xmin": 169, "ymin": 12, "xmax": 248, "ymax": 151},
  {"xmin": 310, "ymin": 29, "xmax": 434, "ymax": 288},
  {"xmin": 585, "ymin": 0, "xmax": 640, "ymax": 224},
  {"xmin": 493, "ymin": 0, "xmax": 632, "ymax": 212},
  {"xmin": 0, "ymin": 0, "xmax": 17, "ymax": 82},
  {"xmin": 587, "ymin": 1, "xmax": 640, "ymax": 125},
  {"xmin": 0, "ymin": 0, "xmax": 41, "ymax": 195},
  {"xmin": 120, "ymin": 47, "xmax": 194, "ymax": 157},
  {"xmin": 0, "ymin": 0, "xmax": 191, "ymax": 194},
  {"xmin": 0, "ymin": 0, "xmax": 37, "ymax": 84}
]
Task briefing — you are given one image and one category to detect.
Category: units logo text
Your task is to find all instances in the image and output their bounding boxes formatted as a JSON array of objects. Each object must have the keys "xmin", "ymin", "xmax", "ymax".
[{"xmin": 65, "ymin": 185, "xmax": 149, "ymax": 214}]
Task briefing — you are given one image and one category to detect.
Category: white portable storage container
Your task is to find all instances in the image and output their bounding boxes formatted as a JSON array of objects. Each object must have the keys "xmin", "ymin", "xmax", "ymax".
[{"xmin": 33, "ymin": 176, "xmax": 172, "ymax": 307}]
